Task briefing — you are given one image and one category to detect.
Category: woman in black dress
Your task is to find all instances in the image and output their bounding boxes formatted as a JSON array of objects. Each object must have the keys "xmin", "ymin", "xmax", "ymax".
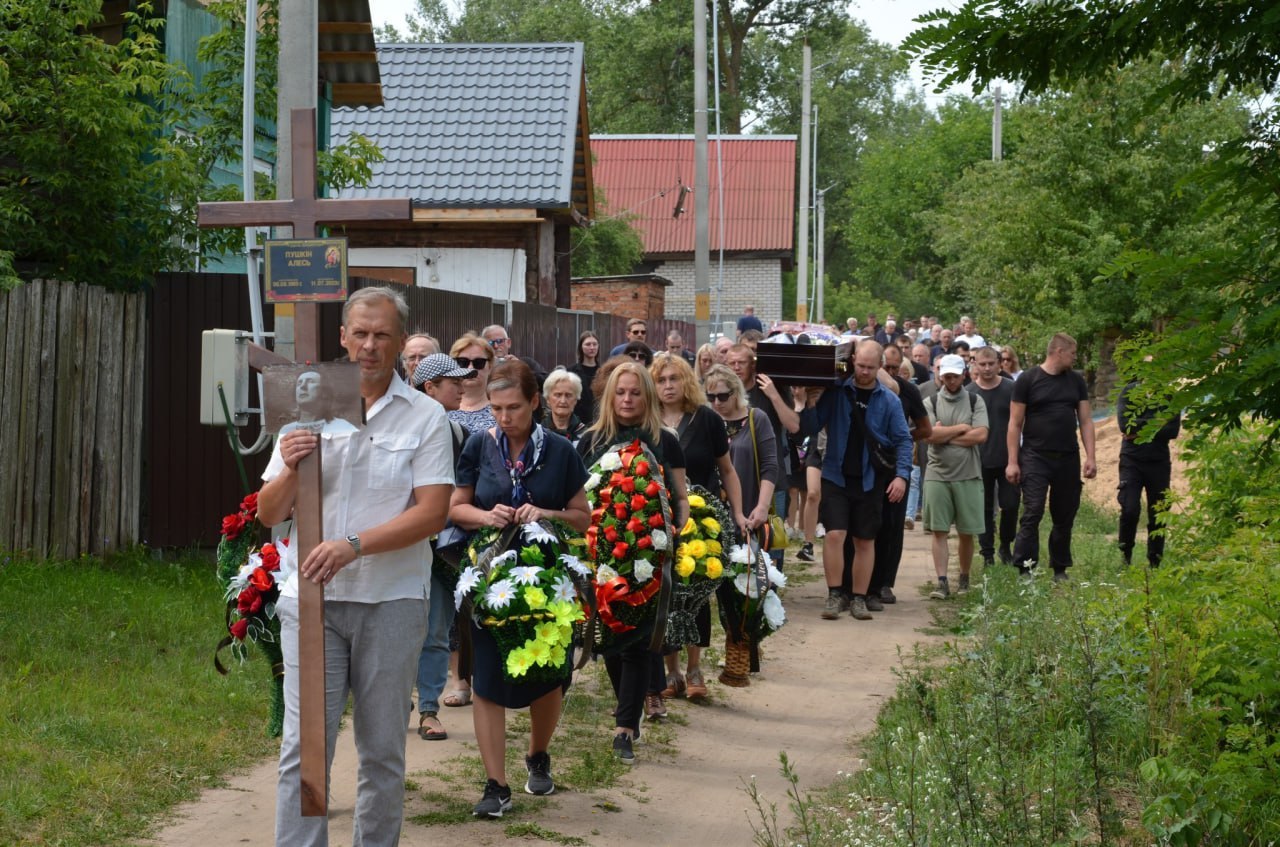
[
  {"xmin": 577, "ymin": 362, "xmax": 689, "ymax": 764},
  {"xmin": 567, "ymin": 330, "xmax": 601, "ymax": 424},
  {"xmin": 449, "ymin": 360, "xmax": 591, "ymax": 817},
  {"xmin": 651, "ymin": 353, "xmax": 749, "ymax": 699}
]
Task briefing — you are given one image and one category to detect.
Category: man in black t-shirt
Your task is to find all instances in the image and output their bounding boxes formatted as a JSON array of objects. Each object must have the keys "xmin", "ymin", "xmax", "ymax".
[
  {"xmin": 1116, "ymin": 377, "xmax": 1180, "ymax": 567},
  {"xmin": 967, "ymin": 346, "xmax": 1018, "ymax": 566},
  {"xmin": 1006, "ymin": 333, "xmax": 1097, "ymax": 580}
]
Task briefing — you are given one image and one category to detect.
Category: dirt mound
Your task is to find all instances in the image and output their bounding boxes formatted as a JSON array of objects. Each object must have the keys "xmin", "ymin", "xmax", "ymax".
[{"xmin": 1084, "ymin": 415, "xmax": 1189, "ymax": 513}]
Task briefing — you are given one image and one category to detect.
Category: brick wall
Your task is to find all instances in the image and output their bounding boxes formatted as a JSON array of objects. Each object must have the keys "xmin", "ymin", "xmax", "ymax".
[
  {"xmin": 570, "ymin": 277, "xmax": 668, "ymax": 321},
  {"xmin": 656, "ymin": 257, "xmax": 783, "ymax": 326}
]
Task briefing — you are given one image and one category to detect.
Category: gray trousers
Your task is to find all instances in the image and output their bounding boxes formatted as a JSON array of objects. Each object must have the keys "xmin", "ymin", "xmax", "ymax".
[{"xmin": 275, "ymin": 595, "xmax": 427, "ymax": 847}]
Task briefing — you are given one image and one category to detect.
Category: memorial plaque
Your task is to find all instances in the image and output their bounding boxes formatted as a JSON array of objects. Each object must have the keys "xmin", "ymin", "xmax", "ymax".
[
  {"xmin": 755, "ymin": 340, "xmax": 853, "ymax": 386},
  {"xmin": 264, "ymin": 237, "xmax": 348, "ymax": 302}
]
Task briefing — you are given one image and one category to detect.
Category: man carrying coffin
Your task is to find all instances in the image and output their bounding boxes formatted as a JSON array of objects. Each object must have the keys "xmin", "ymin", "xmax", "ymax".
[{"xmin": 258, "ymin": 286, "xmax": 455, "ymax": 846}]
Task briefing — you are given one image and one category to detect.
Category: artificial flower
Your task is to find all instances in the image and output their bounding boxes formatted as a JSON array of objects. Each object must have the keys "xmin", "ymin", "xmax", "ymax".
[
  {"xmin": 229, "ymin": 618, "xmax": 250, "ymax": 640},
  {"xmin": 633, "ymin": 560, "xmax": 654, "ymax": 582},
  {"xmin": 681, "ymin": 517, "xmax": 697, "ymax": 536},
  {"xmin": 648, "ymin": 512, "xmax": 665, "ymax": 528},
  {"xmin": 706, "ymin": 539, "xmax": 722, "ymax": 556},
  {"xmin": 260, "ymin": 543, "xmax": 281, "ymax": 571},
  {"xmin": 551, "ymin": 574, "xmax": 577, "ymax": 603},
  {"xmin": 221, "ymin": 513, "xmax": 248, "ymax": 539},
  {"xmin": 560, "ymin": 553, "xmax": 592, "ymax": 578},
  {"xmin": 526, "ymin": 638, "xmax": 552, "ymax": 666},
  {"xmin": 676, "ymin": 556, "xmax": 696, "ymax": 578},
  {"xmin": 599, "ymin": 451, "xmax": 622, "ymax": 471},
  {"xmin": 687, "ymin": 494, "xmax": 706, "ymax": 510},
  {"xmin": 522, "ymin": 522, "xmax": 558, "ymax": 545},
  {"xmin": 506, "ymin": 648, "xmax": 534, "ymax": 677},
  {"xmin": 535, "ymin": 621, "xmax": 561, "ymax": 644},
  {"xmin": 763, "ymin": 590, "xmax": 786, "ymax": 629},
  {"xmin": 585, "ymin": 472, "xmax": 601, "ymax": 490},
  {"xmin": 700, "ymin": 517, "xmax": 722, "ymax": 535},
  {"xmin": 705, "ymin": 557, "xmax": 723, "ymax": 579},
  {"xmin": 597, "ymin": 564, "xmax": 619, "ymax": 582},
  {"xmin": 549, "ymin": 644, "xmax": 567, "ymax": 667},
  {"xmin": 651, "ymin": 529, "xmax": 669, "ymax": 551},
  {"xmin": 549, "ymin": 600, "xmax": 581, "ymax": 628},
  {"xmin": 634, "ymin": 460, "xmax": 650, "ymax": 476},
  {"xmin": 766, "ymin": 563, "xmax": 788, "ymax": 589},
  {"xmin": 489, "ymin": 549, "xmax": 518, "ymax": 570},
  {"xmin": 485, "ymin": 579, "xmax": 516, "ymax": 610},
  {"xmin": 734, "ymin": 572, "xmax": 761, "ymax": 599},
  {"xmin": 249, "ymin": 567, "xmax": 274, "ymax": 592},
  {"xmin": 685, "ymin": 539, "xmax": 707, "ymax": 559},
  {"xmin": 511, "ymin": 564, "xmax": 544, "ymax": 585},
  {"xmin": 729, "ymin": 544, "xmax": 753, "ymax": 565},
  {"xmin": 645, "ymin": 480, "xmax": 660, "ymax": 497},
  {"xmin": 523, "ymin": 585, "xmax": 548, "ymax": 609}
]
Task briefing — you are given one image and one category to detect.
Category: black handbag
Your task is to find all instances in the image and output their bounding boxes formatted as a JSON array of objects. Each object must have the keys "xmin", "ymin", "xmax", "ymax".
[{"xmin": 852, "ymin": 396, "xmax": 896, "ymax": 475}]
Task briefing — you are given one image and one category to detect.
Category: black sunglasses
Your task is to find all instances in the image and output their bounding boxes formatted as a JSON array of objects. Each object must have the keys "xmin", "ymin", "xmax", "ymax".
[
  {"xmin": 627, "ymin": 351, "xmax": 648, "ymax": 360},
  {"xmin": 455, "ymin": 356, "xmax": 489, "ymax": 369},
  {"xmin": 707, "ymin": 391, "xmax": 734, "ymax": 403},
  {"xmin": 631, "ymin": 329, "xmax": 647, "ymax": 336}
]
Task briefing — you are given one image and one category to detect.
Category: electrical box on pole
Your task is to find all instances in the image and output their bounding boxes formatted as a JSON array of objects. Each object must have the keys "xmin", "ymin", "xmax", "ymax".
[{"xmin": 199, "ymin": 329, "xmax": 253, "ymax": 426}]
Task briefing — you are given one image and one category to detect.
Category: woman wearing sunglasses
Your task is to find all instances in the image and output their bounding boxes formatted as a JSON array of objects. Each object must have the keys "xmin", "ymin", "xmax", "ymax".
[
  {"xmin": 621, "ymin": 341, "xmax": 654, "ymax": 368},
  {"xmin": 578, "ymin": 362, "xmax": 689, "ymax": 763},
  {"xmin": 651, "ymin": 354, "xmax": 749, "ymax": 701},
  {"xmin": 704, "ymin": 363, "xmax": 778, "ymax": 544},
  {"xmin": 448, "ymin": 333, "xmax": 498, "ymax": 436}
]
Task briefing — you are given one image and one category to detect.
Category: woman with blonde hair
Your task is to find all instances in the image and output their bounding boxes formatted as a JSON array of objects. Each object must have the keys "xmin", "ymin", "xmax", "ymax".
[
  {"xmin": 449, "ymin": 333, "xmax": 497, "ymax": 435},
  {"xmin": 650, "ymin": 354, "xmax": 748, "ymax": 699},
  {"xmin": 694, "ymin": 343, "xmax": 716, "ymax": 382},
  {"xmin": 577, "ymin": 361, "xmax": 689, "ymax": 763},
  {"xmin": 704, "ymin": 363, "xmax": 778, "ymax": 539}
]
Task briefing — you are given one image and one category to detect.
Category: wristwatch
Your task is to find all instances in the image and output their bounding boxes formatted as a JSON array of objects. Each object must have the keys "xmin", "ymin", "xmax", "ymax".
[{"xmin": 346, "ymin": 533, "xmax": 362, "ymax": 557}]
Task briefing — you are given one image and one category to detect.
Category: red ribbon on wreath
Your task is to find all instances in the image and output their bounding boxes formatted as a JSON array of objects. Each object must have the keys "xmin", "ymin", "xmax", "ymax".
[{"xmin": 595, "ymin": 572, "xmax": 664, "ymax": 633}]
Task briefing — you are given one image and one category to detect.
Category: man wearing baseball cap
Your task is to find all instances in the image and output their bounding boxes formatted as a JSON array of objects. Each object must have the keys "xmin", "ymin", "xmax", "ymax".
[
  {"xmin": 923, "ymin": 354, "xmax": 989, "ymax": 599},
  {"xmin": 410, "ymin": 352, "xmax": 474, "ymax": 743}
]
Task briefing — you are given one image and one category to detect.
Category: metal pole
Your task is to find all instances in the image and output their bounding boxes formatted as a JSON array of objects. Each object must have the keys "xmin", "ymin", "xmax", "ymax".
[
  {"xmin": 816, "ymin": 189, "xmax": 826, "ymax": 323},
  {"xmin": 796, "ymin": 42, "xmax": 811, "ymax": 323},
  {"xmin": 810, "ymin": 103, "xmax": 819, "ymax": 319},
  {"xmin": 993, "ymin": 84, "xmax": 1003, "ymax": 162},
  {"xmin": 693, "ymin": 0, "xmax": 711, "ymax": 343},
  {"xmin": 712, "ymin": 0, "xmax": 726, "ymax": 333}
]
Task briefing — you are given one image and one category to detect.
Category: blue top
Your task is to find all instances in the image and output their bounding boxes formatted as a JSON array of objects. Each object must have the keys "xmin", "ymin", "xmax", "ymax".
[
  {"xmin": 798, "ymin": 378, "xmax": 913, "ymax": 492},
  {"xmin": 737, "ymin": 314, "xmax": 764, "ymax": 334},
  {"xmin": 456, "ymin": 429, "xmax": 589, "ymax": 512}
]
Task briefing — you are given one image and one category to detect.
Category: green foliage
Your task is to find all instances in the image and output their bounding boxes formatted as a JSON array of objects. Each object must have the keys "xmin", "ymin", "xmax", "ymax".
[
  {"xmin": 0, "ymin": 549, "xmax": 272, "ymax": 846},
  {"xmin": 819, "ymin": 281, "xmax": 898, "ymax": 331},
  {"xmin": 0, "ymin": 1, "xmax": 203, "ymax": 289},
  {"xmin": 926, "ymin": 60, "xmax": 1251, "ymax": 362},
  {"xmin": 569, "ymin": 187, "xmax": 646, "ymax": 277}
]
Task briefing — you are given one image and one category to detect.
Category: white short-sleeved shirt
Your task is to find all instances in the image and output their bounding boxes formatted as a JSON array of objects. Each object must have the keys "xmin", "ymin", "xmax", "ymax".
[
  {"xmin": 263, "ymin": 375, "xmax": 455, "ymax": 603},
  {"xmin": 957, "ymin": 333, "xmax": 987, "ymax": 349}
]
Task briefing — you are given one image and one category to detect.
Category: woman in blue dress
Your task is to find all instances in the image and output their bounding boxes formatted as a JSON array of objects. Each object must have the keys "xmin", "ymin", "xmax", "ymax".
[{"xmin": 449, "ymin": 359, "xmax": 591, "ymax": 818}]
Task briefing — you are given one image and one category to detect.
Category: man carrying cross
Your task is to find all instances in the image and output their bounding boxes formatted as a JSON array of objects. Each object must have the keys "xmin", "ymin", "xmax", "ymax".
[{"xmin": 258, "ymin": 286, "xmax": 455, "ymax": 845}]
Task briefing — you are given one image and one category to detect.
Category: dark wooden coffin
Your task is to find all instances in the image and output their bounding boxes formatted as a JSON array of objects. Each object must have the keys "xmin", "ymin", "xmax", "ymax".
[{"xmin": 755, "ymin": 341, "xmax": 852, "ymax": 386}]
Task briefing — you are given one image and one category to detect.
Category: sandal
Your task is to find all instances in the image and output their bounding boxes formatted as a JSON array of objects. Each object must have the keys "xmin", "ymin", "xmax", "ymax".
[
  {"xmin": 442, "ymin": 687, "xmax": 472, "ymax": 708},
  {"xmin": 685, "ymin": 667, "xmax": 708, "ymax": 700},
  {"xmin": 418, "ymin": 712, "xmax": 448, "ymax": 741},
  {"xmin": 660, "ymin": 672, "xmax": 686, "ymax": 699}
]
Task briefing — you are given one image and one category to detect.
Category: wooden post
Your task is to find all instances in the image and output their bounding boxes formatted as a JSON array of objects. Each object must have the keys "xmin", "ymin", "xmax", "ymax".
[{"xmin": 197, "ymin": 109, "xmax": 411, "ymax": 816}]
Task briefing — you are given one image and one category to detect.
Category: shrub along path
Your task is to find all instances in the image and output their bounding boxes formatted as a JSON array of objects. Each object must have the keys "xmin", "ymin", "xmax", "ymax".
[{"xmin": 144, "ymin": 531, "xmax": 945, "ymax": 847}]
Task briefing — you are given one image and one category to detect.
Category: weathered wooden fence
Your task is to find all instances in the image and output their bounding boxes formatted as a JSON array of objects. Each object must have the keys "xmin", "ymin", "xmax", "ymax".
[{"xmin": 0, "ymin": 279, "xmax": 146, "ymax": 557}]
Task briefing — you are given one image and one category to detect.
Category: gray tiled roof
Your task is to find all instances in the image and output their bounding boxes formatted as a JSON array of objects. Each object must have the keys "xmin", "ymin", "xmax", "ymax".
[{"xmin": 330, "ymin": 43, "xmax": 585, "ymax": 209}]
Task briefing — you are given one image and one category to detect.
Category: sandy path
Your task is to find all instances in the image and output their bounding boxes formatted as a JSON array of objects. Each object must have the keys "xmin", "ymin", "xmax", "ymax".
[{"xmin": 145, "ymin": 531, "xmax": 944, "ymax": 847}]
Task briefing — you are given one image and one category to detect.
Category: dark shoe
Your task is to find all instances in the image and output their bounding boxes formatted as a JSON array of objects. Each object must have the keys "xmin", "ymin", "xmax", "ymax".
[
  {"xmin": 904, "ymin": 518, "xmax": 914, "ymax": 531},
  {"xmin": 418, "ymin": 711, "xmax": 447, "ymax": 741},
  {"xmin": 880, "ymin": 586, "xmax": 897, "ymax": 604},
  {"xmin": 645, "ymin": 692, "xmax": 667, "ymax": 720},
  {"xmin": 473, "ymin": 778, "xmax": 513, "ymax": 818},
  {"xmin": 998, "ymin": 547, "xmax": 1013, "ymax": 566},
  {"xmin": 524, "ymin": 751, "xmax": 555, "ymax": 796},
  {"xmin": 1053, "ymin": 569, "xmax": 1070, "ymax": 584},
  {"xmin": 821, "ymin": 591, "xmax": 843, "ymax": 620},
  {"xmin": 864, "ymin": 593, "xmax": 885, "ymax": 612},
  {"xmin": 982, "ymin": 555, "xmax": 995, "ymax": 569},
  {"xmin": 957, "ymin": 574, "xmax": 970, "ymax": 594},
  {"xmin": 612, "ymin": 732, "xmax": 635, "ymax": 765},
  {"xmin": 796, "ymin": 542, "xmax": 815, "ymax": 562},
  {"xmin": 929, "ymin": 579, "xmax": 951, "ymax": 600},
  {"xmin": 849, "ymin": 596, "xmax": 873, "ymax": 620}
]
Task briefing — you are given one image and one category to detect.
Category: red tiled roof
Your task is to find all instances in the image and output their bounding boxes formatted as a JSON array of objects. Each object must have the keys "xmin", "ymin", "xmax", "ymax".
[{"xmin": 589, "ymin": 135, "xmax": 796, "ymax": 256}]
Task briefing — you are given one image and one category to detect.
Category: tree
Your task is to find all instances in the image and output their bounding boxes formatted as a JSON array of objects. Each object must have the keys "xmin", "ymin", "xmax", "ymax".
[
  {"xmin": 904, "ymin": 0, "xmax": 1280, "ymax": 433},
  {"xmin": 0, "ymin": 1, "xmax": 201, "ymax": 289},
  {"xmin": 568, "ymin": 188, "xmax": 646, "ymax": 277}
]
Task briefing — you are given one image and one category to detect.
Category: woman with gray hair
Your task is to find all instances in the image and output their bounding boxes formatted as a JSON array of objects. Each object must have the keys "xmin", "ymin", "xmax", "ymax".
[{"xmin": 542, "ymin": 368, "xmax": 587, "ymax": 444}]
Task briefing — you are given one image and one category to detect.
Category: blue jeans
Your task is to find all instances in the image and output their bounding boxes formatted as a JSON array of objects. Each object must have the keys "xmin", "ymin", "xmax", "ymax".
[
  {"xmin": 416, "ymin": 571, "xmax": 455, "ymax": 714},
  {"xmin": 906, "ymin": 464, "xmax": 922, "ymax": 518}
]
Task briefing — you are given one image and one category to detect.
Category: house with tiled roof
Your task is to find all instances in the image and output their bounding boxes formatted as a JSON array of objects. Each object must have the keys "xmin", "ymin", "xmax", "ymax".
[
  {"xmin": 588, "ymin": 135, "xmax": 796, "ymax": 325},
  {"xmin": 329, "ymin": 42, "xmax": 594, "ymax": 307}
]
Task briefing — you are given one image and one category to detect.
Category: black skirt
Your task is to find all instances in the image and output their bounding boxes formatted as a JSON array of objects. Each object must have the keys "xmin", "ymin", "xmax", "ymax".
[{"xmin": 469, "ymin": 621, "xmax": 573, "ymax": 710}]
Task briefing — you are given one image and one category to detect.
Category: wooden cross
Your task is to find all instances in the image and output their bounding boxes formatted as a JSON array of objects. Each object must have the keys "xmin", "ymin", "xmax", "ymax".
[{"xmin": 199, "ymin": 108, "xmax": 410, "ymax": 816}]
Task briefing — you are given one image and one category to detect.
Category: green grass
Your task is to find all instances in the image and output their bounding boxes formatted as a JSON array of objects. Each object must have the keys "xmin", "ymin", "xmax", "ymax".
[{"xmin": 0, "ymin": 549, "xmax": 276, "ymax": 846}]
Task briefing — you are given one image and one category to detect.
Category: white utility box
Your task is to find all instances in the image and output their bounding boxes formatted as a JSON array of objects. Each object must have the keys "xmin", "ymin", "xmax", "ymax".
[{"xmin": 200, "ymin": 329, "xmax": 252, "ymax": 426}]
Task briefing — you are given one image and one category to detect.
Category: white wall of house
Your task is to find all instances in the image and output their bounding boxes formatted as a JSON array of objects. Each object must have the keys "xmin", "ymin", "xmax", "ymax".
[
  {"xmin": 349, "ymin": 246, "xmax": 527, "ymax": 302},
  {"xmin": 655, "ymin": 257, "xmax": 783, "ymax": 326}
]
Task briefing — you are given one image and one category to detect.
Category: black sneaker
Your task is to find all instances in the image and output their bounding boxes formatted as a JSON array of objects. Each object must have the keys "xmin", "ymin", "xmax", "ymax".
[
  {"xmin": 864, "ymin": 593, "xmax": 885, "ymax": 612},
  {"xmin": 524, "ymin": 751, "xmax": 555, "ymax": 795},
  {"xmin": 879, "ymin": 586, "xmax": 897, "ymax": 604},
  {"xmin": 796, "ymin": 542, "xmax": 815, "ymax": 562},
  {"xmin": 612, "ymin": 732, "xmax": 635, "ymax": 765},
  {"xmin": 473, "ymin": 778, "xmax": 513, "ymax": 818}
]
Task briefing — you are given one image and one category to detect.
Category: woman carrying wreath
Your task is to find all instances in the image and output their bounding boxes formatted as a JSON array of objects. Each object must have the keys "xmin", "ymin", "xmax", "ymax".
[
  {"xmin": 651, "ymin": 353, "xmax": 749, "ymax": 700},
  {"xmin": 577, "ymin": 362, "xmax": 690, "ymax": 764},
  {"xmin": 448, "ymin": 359, "xmax": 591, "ymax": 817}
]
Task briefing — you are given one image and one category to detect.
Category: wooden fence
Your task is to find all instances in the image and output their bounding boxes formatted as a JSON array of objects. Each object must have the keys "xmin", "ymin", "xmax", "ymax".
[{"xmin": 0, "ymin": 279, "xmax": 146, "ymax": 557}]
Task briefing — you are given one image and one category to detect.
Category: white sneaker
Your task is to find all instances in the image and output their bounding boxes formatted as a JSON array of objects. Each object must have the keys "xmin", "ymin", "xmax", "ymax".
[{"xmin": 815, "ymin": 523, "xmax": 826, "ymax": 538}]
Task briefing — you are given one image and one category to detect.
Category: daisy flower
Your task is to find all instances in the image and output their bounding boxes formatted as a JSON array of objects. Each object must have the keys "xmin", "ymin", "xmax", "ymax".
[
  {"xmin": 521, "ymin": 522, "xmax": 557, "ymax": 545},
  {"xmin": 510, "ymin": 565, "xmax": 543, "ymax": 585},
  {"xmin": 560, "ymin": 553, "xmax": 592, "ymax": 578},
  {"xmin": 551, "ymin": 574, "xmax": 577, "ymax": 603},
  {"xmin": 485, "ymin": 578, "xmax": 516, "ymax": 610}
]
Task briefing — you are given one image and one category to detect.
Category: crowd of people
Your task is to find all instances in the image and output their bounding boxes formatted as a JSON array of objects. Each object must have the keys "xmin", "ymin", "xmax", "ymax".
[{"xmin": 259, "ymin": 291, "xmax": 1177, "ymax": 841}]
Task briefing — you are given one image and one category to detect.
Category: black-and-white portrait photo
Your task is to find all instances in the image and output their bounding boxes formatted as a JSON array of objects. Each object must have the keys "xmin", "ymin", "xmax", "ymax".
[{"xmin": 263, "ymin": 362, "xmax": 363, "ymax": 435}]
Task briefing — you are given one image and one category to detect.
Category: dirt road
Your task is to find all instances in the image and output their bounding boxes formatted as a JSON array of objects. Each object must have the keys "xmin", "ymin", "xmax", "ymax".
[{"xmin": 145, "ymin": 530, "xmax": 945, "ymax": 846}]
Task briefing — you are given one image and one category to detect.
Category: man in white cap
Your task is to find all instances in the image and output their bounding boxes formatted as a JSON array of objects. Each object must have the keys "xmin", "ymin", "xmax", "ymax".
[{"xmin": 923, "ymin": 354, "xmax": 988, "ymax": 598}]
